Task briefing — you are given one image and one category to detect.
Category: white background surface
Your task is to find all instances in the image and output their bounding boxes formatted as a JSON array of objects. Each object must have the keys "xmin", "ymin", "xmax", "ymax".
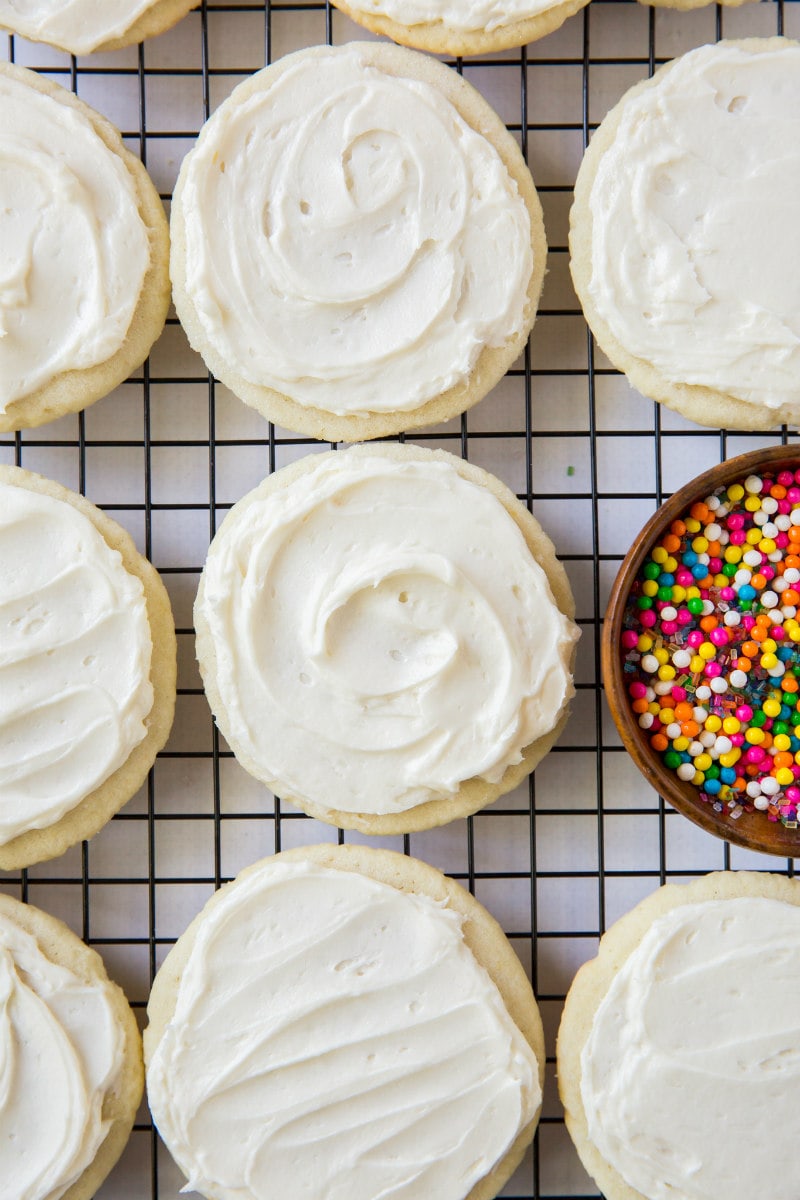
[{"xmin": 2, "ymin": 2, "xmax": 799, "ymax": 1196}]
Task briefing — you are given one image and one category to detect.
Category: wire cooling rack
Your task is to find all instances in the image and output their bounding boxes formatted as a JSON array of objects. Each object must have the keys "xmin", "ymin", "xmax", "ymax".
[{"xmin": 2, "ymin": 2, "xmax": 799, "ymax": 1196}]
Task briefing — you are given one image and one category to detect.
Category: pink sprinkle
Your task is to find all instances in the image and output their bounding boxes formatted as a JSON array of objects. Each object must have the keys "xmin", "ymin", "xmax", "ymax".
[
  {"xmin": 622, "ymin": 630, "xmax": 639, "ymax": 649},
  {"xmin": 776, "ymin": 533, "xmax": 790, "ymax": 549},
  {"xmin": 735, "ymin": 705, "xmax": 753, "ymax": 721},
  {"xmin": 789, "ymin": 487, "xmax": 800, "ymax": 503},
  {"xmin": 687, "ymin": 631, "xmax": 704, "ymax": 648},
  {"xmin": 705, "ymin": 662, "xmax": 723, "ymax": 678},
  {"xmin": 730, "ymin": 733, "xmax": 746, "ymax": 747},
  {"xmin": 661, "ymin": 620, "xmax": 678, "ymax": 635},
  {"xmin": 671, "ymin": 686, "xmax": 687, "ymax": 702},
  {"xmin": 727, "ymin": 513, "xmax": 745, "ymax": 530},
  {"xmin": 719, "ymin": 587, "xmax": 735, "ymax": 601},
  {"xmin": 630, "ymin": 682, "xmax": 648, "ymax": 698},
  {"xmin": 677, "ymin": 609, "xmax": 693, "ymax": 626},
  {"xmin": 710, "ymin": 628, "xmax": 729, "ymax": 646},
  {"xmin": 779, "ymin": 499, "xmax": 793, "ymax": 515},
  {"xmin": 762, "ymin": 565, "xmax": 776, "ymax": 581},
  {"xmin": 771, "ymin": 626, "xmax": 785, "ymax": 640},
  {"xmin": 746, "ymin": 746, "xmax": 765, "ymax": 764},
  {"xmin": 640, "ymin": 610, "xmax": 657, "ymax": 628},
  {"xmin": 730, "ymin": 530, "xmax": 746, "ymax": 545},
  {"xmin": 786, "ymin": 787, "xmax": 800, "ymax": 805},
  {"xmin": 742, "ymin": 614, "xmax": 757, "ymax": 630},
  {"xmin": 778, "ymin": 471, "xmax": 795, "ymax": 487},
  {"xmin": 708, "ymin": 557, "xmax": 722, "ymax": 574},
  {"xmin": 676, "ymin": 569, "xmax": 694, "ymax": 587},
  {"xmin": 794, "ymin": 470, "xmax": 800, "ymax": 484}
]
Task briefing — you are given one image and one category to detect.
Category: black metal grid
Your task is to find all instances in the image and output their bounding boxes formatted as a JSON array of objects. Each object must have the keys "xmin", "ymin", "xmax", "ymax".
[{"xmin": 1, "ymin": 2, "xmax": 798, "ymax": 1196}]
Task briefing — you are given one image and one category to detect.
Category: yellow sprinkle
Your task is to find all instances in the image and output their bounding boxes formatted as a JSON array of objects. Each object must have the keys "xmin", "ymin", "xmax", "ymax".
[
  {"xmin": 692, "ymin": 537, "xmax": 709, "ymax": 554},
  {"xmin": 759, "ymin": 539, "xmax": 777, "ymax": 554},
  {"xmin": 690, "ymin": 655, "xmax": 706, "ymax": 674},
  {"xmin": 774, "ymin": 734, "xmax": 792, "ymax": 753},
  {"xmin": 658, "ymin": 664, "xmax": 676, "ymax": 681},
  {"xmin": 698, "ymin": 642, "xmax": 716, "ymax": 660},
  {"xmin": 642, "ymin": 579, "xmax": 658, "ymax": 597},
  {"xmin": 673, "ymin": 737, "xmax": 690, "ymax": 752},
  {"xmin": 694, "ymin": 753, "xmax": 712, "ymax": 772},
  {"xmin": 728, "ymin": 484, "xmax": 745, "ymax": 501},
  {"xmin": 722, "ymin": 716, "xmax": 741, "ymax": 735},
  {"xmin": 763, "ymin": 698, "xmax": 782, "ymax": 718},
  {"xmin": 746, "ymin": 727, "xmax": 765, "ymax": 745},
  {"xmin": 652, "ymin": 547, "xmax": 668, "ymax": 564},
  {"xmin": 776, "ymin": 767, "xmax": 794, "ymax": 787},
  {"xmin": 719, "ymin": 749, "xmax": 742, "ymax": 768},
  {"xmin": 746, "ymin": 527, "xmax": 762, "ymax": 544},
  {"xmin": 705, "ymin": 715, "xmax": 722, "ymax": 733},
  {"xmin": 637, "ymin": 634, "xmax": 654, "ymax": 652},
  {"xmin": 654, "ymin": 648, "xmax": 669, "ymax": 664}
]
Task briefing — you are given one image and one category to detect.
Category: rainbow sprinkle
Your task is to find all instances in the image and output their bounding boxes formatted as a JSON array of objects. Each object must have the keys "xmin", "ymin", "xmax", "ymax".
[{"xmin": 621, "ymin": 469, "xmax": 800, "ymax": 829}]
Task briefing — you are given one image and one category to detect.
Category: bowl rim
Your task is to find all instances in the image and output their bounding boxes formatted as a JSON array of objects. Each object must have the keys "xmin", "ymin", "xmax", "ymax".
[{"xmin": 602, "ymin": 441, "xmax": 800, "ymax": 859}]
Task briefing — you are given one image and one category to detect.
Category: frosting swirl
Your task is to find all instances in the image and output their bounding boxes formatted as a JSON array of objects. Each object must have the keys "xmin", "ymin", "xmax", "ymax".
[
  {"xmin": 0, "ymin": 68, "xmax": 149, "ymax": 411},
  {"xmin": 0, "ymin": 914, "xmax": 124, "ymax": 1200},
  {"xmin": 584, "ymin": 41, "xmax": 800, "ymax": 412},
  {"xmin": 176, "ymin": 44, "xmax": 534, "ymax": 417},
  {"xmin": 0, "ymin": 0, "xmax": 163, "ymax": 54},
  {"xmin": 0, "ymin": 482, "xmax": 153, "ymax": 843},
  {"xmin": 581, "ymin": 897, "xmax": 800, "ymax": 1200},
  {"xmin": 340, "ymin": 0, "xmax": 572, "ymax": 31},
  {"xmin": 147, "ymin": 859, "xmax": 541, "ymax": 1200},
  {"xmin": 197, "ymin": 451, "xmax": 577, "ymax": 815}
]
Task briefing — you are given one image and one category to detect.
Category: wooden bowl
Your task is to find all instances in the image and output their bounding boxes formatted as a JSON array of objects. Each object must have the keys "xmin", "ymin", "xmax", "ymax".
[{"xmin": 602, "ymin": 443, "xmax": 800, "ymax": 859}]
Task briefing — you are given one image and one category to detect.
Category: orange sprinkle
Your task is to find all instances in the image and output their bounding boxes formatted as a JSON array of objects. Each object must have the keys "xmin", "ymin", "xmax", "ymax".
[
  {"xmin": 751, "ymin": 573, "xmax": 768, "ymax": 591},
  {"xmin": 632, "ymin": 699, "xmax": 649, "ymax": 714},
  {"xmin": 771, "ymin": 484, "xmax": 787, "ymax": 499},
  {"xmin": 736, "ymin": 657, "xmax": 752, "ymax": 672},
  {"xmin": 650, "ymin": 733, "xmax": 668, "ymax": 753},
  {"xmin": 681, "ymin": 720, "xmax": 700, "ymax": 739},
  {"xmin": 699, "ymin": 615, "xmax": 719, "ymax": 633},
  {"xmin": 674, "ymin": 702, "xmax": 694, "ymax": 723},
  {"xmin": 741, "ymin": 643, "xmax": 759, "ymax": 660},
  {"xmin": 784, "ymin": 588, "xmax": 800, "ymax": 606},
  {"xmin": 663, "ymin": 533, "xmax": 681, "ymax": 554},
  {"xmin": 774, "ymin": 751, "xmax": 794, "ymax": 770},
  {"xmin": 782, "ymin": 676, "xmax": 799, "ymax": 694}
]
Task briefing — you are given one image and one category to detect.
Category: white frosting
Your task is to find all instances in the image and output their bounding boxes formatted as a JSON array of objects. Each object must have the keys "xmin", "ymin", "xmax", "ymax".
[
  {"xmin": 0, "ymin": 483, "xmax": 153, "ymax": 842},
  {"xmin": 147, "ymin": 859, "xmax": 541, "ymax": 1200},
  {"xmin": 0, "ymin": 0, "xmax": 163, "ymax": 54},
  {"xmin": 178, "ymin": 45, "xmax": 534, "ymax": 417},
  {"xmin": 586, "ymin": 42, "xmax": 800, "ymax": 411},
  {"xmin": 341, "ymin": 0, "xmax": 567, "ymax": 32},
  {"xmin": 0, "ymin": 69, "xmax": 149, "ymax": 411},
  {"xmin": 0, "ymin": 913, "xmax": 124, "ymax": 1200},
  {"xmin": 581, "ymin": 896, "xmax": 800, "ymax": 1200},
  {"xmin": 198, "ymin": 452, "xmax": 577, "ymax": 815}
]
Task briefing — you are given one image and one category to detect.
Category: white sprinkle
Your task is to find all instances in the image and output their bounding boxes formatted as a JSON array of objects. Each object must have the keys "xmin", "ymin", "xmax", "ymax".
[
  {"xmin": 724, "ymin": 610, "xmax": 741, "ymax": 627},
  {"xmin": 661, "ymin": 606, "xmax": 677, "ymax": 621},
  {"xmin": 761, "ymin": 497, "xmax": 779, "ymax": 515},
  {"xmin": 695, "ymin": 686, "xmax": 712, "ymax": 701},
  {"xmin": 666, "ymin": 722, "xmax": 682, "ymax": 739},
  {"xmin": 754, "ymin": 796, "xmax": 770, "ymax": 811},
  {"xmin": 729, "ymin": 670, "xmax": 748, "ymax": 688},
  {"xmin": 761, "ymin": 777, "xmax": 781, "ymax": 796},
  {"xmin": 761, "ymin": 591, "xmax": 778, "ymax": 609},
  {"xmin": 672, "ymin": 649, "xmax": 691, "ymax": 669},
  {"xmin": 710, "ymin": 677, "xmax": 728, "ymax": 694},
  {"xmin": 745, "ymin": 475, "xmax": 763, "ymax": 494},
  {"xmin": 746, "ymin": 781, "xmax": 763, "ymax": 798},
  {"xmin": 693, "ymin": 707, "xmax": 708, "ymax": 723},
  {"xmin": 641, "ymin": 654, "xmax": 659, "ymax": 674},
  {"xmin": 715, "ymin": 736, "xmax": 733, "ymax": 755}
]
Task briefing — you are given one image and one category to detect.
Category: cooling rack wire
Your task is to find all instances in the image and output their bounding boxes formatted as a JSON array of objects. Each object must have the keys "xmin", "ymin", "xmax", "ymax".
[{"xmin": 1, "ymin": 1, "xmax": 798, "ymax": 1195}]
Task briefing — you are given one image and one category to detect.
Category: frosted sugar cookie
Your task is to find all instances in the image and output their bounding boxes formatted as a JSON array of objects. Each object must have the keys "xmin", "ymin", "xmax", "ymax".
[
  {"xmin": 0, "ymin": 0, "xmax": 198, "ymax": 54},
  {"xmin": 194, "ymin": 443, "xmax": 579, "ymax": 834},
  {"xmin": 570, "ymin": 39, "xmax": 800, "ymax": 432},
  {"xmin": 0, "ymin": 892, "xmax": 143, "ymax": 1200},
  {"xmin": 557, "ymin": 871, "xmax": 800, "ymax": 1200},
  {"xmin": 331, "ymin": 0, "xmax": 590, "ymax": 56},
  {"xmin": 0, "ymin": 63, "xmax": 170, "ymax": 432},
  {"xmin": 146, "ymin": 844, "xmax": 545, "ymax": 1200},
  {"xmin": 0, "ymin": 466, "xmax": 176, "ymax": 869},
  {"xmin": 171, "ymin": 42, "xmax": 546, "ymax": 442}
]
